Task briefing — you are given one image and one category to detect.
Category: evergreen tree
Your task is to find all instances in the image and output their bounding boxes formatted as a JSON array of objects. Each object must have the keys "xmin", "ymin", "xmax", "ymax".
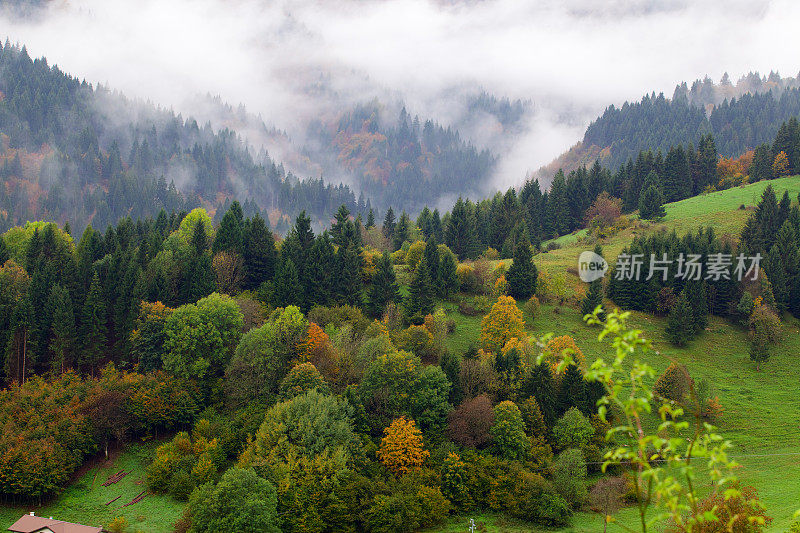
[
  {"xmin": 213, "ymin": 201, "xmax": 244, "ymax": 255},
  {"xmin": 191, "ymin": 218, "xmax": 209, "ymax": 256},
  {"xmin": 271, "ymin": 258, "xmax": 302, "ymax": 308},
  {"xmin": 506, "ymin": 234, "xmax": 537, "ymax": 300},
  {"xmin": 81, "ymin": 272, "xmax": 107, "ymax": 376},
  {"xmin": 307, "ymin": 234, "xmax": 336, "ymax": 307},
  {"xmin": 47, "ymin": 284, "xmax": 75, "ymax": 374},
  {"xmin": 581, "ymin": 246, "xmax": 605, "ymax": 320},
  {"xmin": 405, "ymin": 255, "xmax": 435, "ymax": 323},
  {"xmin": 393, "ymin": 212, "xmax": 411, "ymax": 251},
  {"xmin": 439, "ymin": 252, "xmax": 459, "ymax": 299},
  {"xmin": 520, "ymin": 363, "xmax": 558, "ymax": 427},
  {"xmin": 331, "ymin": 205, "xmax": 358, "ymax": 248},
  {"xmin": 366, "ymin": 252, "xmax": 400, "ymax": 317},
  {"xmin": 666, "ymin": 292, "xmax": 694, "ymax": 347},
  {"xmin": 382, "ymin": 207, "xmax": 396, "ymax": 240},
  {"xmin": 557, "ymin": 364, "xmax": 587, "ymax": 417},
  {"xmin": 423, "ymin": 237, "xmax": 441, "ymax": 295},
  {"xmin": 663, "ymin": 145, "xmax": 692, "ymax": 202},
  {"xmin": 0, "ymin": 238, "xmax": 8, "ymax": 265},
  {"xmin": 186, "ymin": 253, "xmax": 215, "ymax": 304},
  {"xmin": 638, "ymin": 185, "xmax": 666, "ymax": 220},
  {"xmin": 366, "ymin": 208, "xmax": 375, "ymax": 228},
  {"xmin": 242, "ymin": 214, "xmax": 276, "ymax": 290},
  {"xmin": 764, "ymin": 245, "xmax": 789, "ymax": 311},
  {"xmin": 445, "ymin": 197, "xmax": 479, "ymax": 260},
  {"xmin": 334, "ymin": 243, "xmax": 363, "ymax": 307},
  {"xmin": 684, "ymin": 280, "xmax": 709, "ymax": 334},
  {"xmin": 749, "ymin": 144, "xmax": 773, "ymax": 182}
]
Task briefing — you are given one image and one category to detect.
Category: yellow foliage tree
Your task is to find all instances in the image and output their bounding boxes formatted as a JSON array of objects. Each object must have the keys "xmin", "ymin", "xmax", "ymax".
[
  {"xmin": 544, "ymin": 335, "xmax": 586, "ymax": 376},
  {"xmin": 480, "ymin": 295, "xmax": 525, "ymax": 354},
  {"xmin": 773, "ymin": 151, "xmax": 790, "ymax": 177},
  {"xmin": 376, "ymin": 417, "xmax": 429, "ymax": 476}
]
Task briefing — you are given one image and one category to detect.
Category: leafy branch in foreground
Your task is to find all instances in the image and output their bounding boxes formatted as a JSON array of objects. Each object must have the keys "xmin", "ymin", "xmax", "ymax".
[{"xmin": 537, "ymin": 306, "xmax": 768, "ymax": 532}]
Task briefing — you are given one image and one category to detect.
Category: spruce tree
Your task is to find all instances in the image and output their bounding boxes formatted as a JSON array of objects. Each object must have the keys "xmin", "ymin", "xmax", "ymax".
[
  {"xmin": 445, "ymin": 197, "xmax": 479, "ymax": 260},
  {"xmin": 423, "ymin": 237, "xmax": 441, "ymax": 295},
  {"xmin": 764, "ymin": 245, "xmax": 789, "ymax": 311},
  {"xmin": 242, "ymin": 214, "xmax": 276, "ymax": 290},
  {"xmin": 81, "ymin": 273, "xmax": 107, "ymax": 376},
  {"xmin": 366, "ymin": 208, "xmax": 375, "ymax": 229},
  {"xmin": 557, "ymin": 364, "xmax": 587, "ymax": 417},
  {"xmin": 439, "ymin": 252, "xmax": 459, "ymax": 299},
  {"xmin": 271, "ymin": 258, "xmax": 302, "ymax": 308},
  {"xmin": 520, "ymin": 363, "xmax": 558, "ymax": 427},
  {"xmin": 683, "ymin": 280, "xmax": 709, "ymax": 334},
  {"xmin": 213, "ymin": 201, "xmax": 244, "ymax": 255},
  {"xmin": 48, "ymin": 284, "xmax": 75, "ymax": 374},
  {"xmin": 366, "ymin": 252, "xmax": 400, "ymax": 317},
  {"xmin": 405, "ymin": 255, "xmax": 435, "ymax": 323},
  {"xmin": 638, "ymin": 185, "xmax": 666, "ymax": 220},
  {"xmin": 666, "ymin": 292, "xmax": 694, "ymax": 347},
  {"xmin": 393, "ymin": 212, "xmax": 411, "ymax": 251},
  {"xmin": 334, "ymin": 243, "xmax": 364, "ymax": 307},
  {"xmin": 307, "ymin": 234, "xmax": 336, "ymax": 307},
  {"xmin": 331, "ymin": 205, "xmax": 358, "ymax": 248},
  {"xmin": 506, "ymin": 235, "xmax": 537, "ymax": 300},
  {"xmin": 382, "ymin": 207, "xmax": 396, "ymax": 239}
]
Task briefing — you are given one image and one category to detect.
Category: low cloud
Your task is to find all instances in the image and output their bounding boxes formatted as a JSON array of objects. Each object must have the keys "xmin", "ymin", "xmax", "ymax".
[{"xmin": 3, "ymin": 0, "xmax": 799, "ymax": 195}]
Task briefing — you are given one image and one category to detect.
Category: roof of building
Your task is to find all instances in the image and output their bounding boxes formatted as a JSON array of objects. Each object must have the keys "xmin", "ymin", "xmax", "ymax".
[{"xmin": 8, "ymin": 515, "xmax": 103, "ymax": 533}]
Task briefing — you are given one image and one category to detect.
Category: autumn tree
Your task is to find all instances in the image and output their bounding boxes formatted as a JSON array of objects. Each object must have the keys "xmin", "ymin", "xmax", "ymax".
[
  {"xmin": 480, "ymin": 295, "xmax": 525, "ymax": 353},
  {"xmin": 377, "ymin": 417, "xmax": 429, "ymax": 476},
  {"xmin": 772, "ymin": 151, "xmax": 790, "ymax": 177}
]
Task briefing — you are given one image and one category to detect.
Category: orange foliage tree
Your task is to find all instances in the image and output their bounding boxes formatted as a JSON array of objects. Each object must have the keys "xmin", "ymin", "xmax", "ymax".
[
  {"xmin": 376, "ymin": 417, "xmax": 429, "ymax": 476},
  {"xmin": 298, "ymin": 322, "xmax": 339, "ymax": 382},
  {"xmin": 544, "ymin": 335, "xmax": 586, "ymax": 376},
  {"xmin": 480, "ymin": 295, "xmax": 525, "ymax": 354},
  {"xmin": 773, "ymin": 151, "xmax": 790, "ymax": 177}
]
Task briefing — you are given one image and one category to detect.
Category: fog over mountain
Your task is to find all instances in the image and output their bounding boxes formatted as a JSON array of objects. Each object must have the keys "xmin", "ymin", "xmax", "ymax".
[{"xmin": 3, "ymin": 0, "xmax": 800, "ymax": 196}]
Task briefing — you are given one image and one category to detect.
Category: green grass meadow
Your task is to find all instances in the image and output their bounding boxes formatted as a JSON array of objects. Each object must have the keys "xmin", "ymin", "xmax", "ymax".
[{"xmin": 0, "ymin": 441, "xmax": 183, "ymax": 533}]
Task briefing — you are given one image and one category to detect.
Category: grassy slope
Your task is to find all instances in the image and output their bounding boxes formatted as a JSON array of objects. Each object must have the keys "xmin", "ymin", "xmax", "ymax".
[
  {"xmin": 0, "ymin": 441, "xmax": 184, "ymax": 533},
  {"xmin": 438, "ymin": 176, "xmax": 800, "ymax": 532}
]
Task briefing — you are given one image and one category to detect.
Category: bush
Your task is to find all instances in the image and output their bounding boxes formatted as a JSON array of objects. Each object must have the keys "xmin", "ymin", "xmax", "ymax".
[
  {"xmin": 278, "ymin": 362, "xmax": 329, "ymax": 399},
  {"xmin": 523, "ymin": 295, "xmax": 540, "ymax": 320},
  {"xmin": 365, "ymin": 482, "xmax": 450, "ymax": 533},
  {"xmin": 653, "ymin": 363, "xmax": 692, "ymax": 404}
]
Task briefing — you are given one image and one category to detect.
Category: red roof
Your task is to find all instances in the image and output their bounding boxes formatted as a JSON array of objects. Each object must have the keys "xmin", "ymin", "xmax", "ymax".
[{"xmin": 8, "ymin": 515, "xmax": 103, "ymax": 533}]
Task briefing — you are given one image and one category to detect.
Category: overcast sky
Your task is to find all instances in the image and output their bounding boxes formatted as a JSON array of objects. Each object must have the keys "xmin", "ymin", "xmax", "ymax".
[{"xmin": 3, "ymin": 0, "xmax": 800, "ymax": 189}]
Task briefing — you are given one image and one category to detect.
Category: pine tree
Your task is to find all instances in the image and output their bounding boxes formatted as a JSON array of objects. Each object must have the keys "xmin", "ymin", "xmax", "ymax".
[
  {"xmin": 213, "ymin": 201, "xmax": 244, "ymax": 255},
  {"xmin": 445, "ymin": 197, "xmax": 479, "ymax": 260},
  {"xmin": 663, "ymin": 145, "xmax": 692, "ymax": 202},
  {"xmin": 506, "ymin": 234, "xmax": 537, "ymax": 300},
  {"xmin": 748, "ymin": 144, "xmax": 773, "ymax": 182},
  {"xmin": 307, "ymin": 234, "xmax": 336, "ymax": 307},
  {"xmin": 367, "ymin": 252, "xmax": 400, "ymax": 317},
  {"xmin": 366, "ymin": 208, "xmax": 375, "ymax": 229},
  {"xmin": 405, "ymin": 255, "xmax": 435, "ymax": 323},
  {"xmin": 638, "ymin": 185, "xmax": 666, "ymax": 220},
  {"xmin": 186, "ymin": 253, "xmax": 215, "ymax": 303},
  {"xmin": 81, "ymin": 273, "xmax": 107, "ymax": 376},
  {"xmin": 242, "ymin": 214, "xmax": 276, "ymax": 290},
  {"xmin": 666, "ymin": 292, "xmax": 694, "ymax": 347},
  {"xmin": 331, "ymin": 205, "xmax": 358, "ymax": 248}
]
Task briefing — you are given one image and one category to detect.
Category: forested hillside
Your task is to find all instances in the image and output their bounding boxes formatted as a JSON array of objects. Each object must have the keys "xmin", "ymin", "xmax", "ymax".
[
  {"xmin": 0, "ymin": 42, "xmax": 361, "ymax": 234},
  {"xmin": 302, "ymin": 101, "xmax": 496, "ymax": 213},
  {"xmin": 543, "ymin": 72, "xmax": 800, "ymax": 175}
]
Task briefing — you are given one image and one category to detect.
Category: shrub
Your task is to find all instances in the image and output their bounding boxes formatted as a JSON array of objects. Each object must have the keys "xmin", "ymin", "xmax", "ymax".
[
  {"xmin": 653, "ymin": 363, "xmax": 692, "ymax": 404},
  {"xmin": 669, "ymin": 482, "xmax": 771, "ymax": 532},
  {"xmin": 365, "ymin": 482, "xmax": 450, "ymax": 533},
  {"xmin": 523, "ymin": 295, "xmax": 540, "ymax": 320}
]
